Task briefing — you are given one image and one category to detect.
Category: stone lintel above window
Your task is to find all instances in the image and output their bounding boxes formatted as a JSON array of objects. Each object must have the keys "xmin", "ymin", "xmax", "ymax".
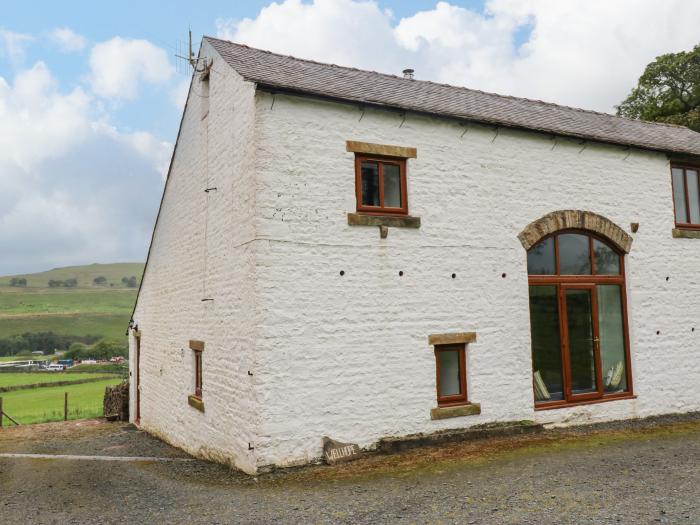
[
  {"xmin": 347, "ymin": 213, "xmax": 420, "ymax": 229},
  {"xmin": 189, "ymin": 340, "xmax": 205, "ymax": 352},
  {"xmin": 346, "ymin": 140, "xmax": 417, "ymax": 158},
  {"xmin": 428, "ymin": 332, "xmax": 477, "ymax": 346},
  {"xmin": 430, "ymin": 403, "xmax": 481, "ymax": 420}
]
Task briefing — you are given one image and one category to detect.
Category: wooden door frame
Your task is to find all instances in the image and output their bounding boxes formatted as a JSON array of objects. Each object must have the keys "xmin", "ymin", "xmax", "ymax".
[
  {"xmin": 134, "ymin": 331, "xmax": 141, "ymax": 424},
  {"xmin": 559, "ymin": 283, "xmax": 603, "ymax": 402}
]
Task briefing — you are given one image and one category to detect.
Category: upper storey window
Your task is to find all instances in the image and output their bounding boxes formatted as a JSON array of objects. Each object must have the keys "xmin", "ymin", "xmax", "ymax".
[
  {"xmin": 355, "ymin": 155, "xmax": 408, "ymax": 215},
  {"xmin": 671, "ymin": 164, "xmax": 700, "ymax": 228}
]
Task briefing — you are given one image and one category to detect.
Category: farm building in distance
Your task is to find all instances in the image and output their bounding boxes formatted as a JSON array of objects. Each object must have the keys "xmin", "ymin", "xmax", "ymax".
[{"xmin": 129, "ymin": 37, "xmax": 700, "ymax": 475}]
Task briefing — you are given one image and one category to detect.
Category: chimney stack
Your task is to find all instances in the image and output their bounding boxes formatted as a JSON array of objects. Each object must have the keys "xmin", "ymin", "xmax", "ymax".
[{"xmin": 402, "ymin": 68, "xmax": 414, "ymax": 80}]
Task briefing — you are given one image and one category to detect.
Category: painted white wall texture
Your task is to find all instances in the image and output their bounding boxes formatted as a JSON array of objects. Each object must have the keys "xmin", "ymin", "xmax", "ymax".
[{"xmin": 131, "ymin": 42, "xmax": 700, "ymax": 474}]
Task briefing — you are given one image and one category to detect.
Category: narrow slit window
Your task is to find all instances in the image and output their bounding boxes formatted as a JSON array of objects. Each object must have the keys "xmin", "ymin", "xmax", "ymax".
[{"xmin": 189, "ymin": 340, "xmax": 204, "ymax": 399}]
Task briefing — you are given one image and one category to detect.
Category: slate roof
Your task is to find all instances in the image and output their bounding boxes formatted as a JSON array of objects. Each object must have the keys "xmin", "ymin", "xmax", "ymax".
[{"xmin": 206, "ymin": 36, "xmax": 700, "ymax": 158}]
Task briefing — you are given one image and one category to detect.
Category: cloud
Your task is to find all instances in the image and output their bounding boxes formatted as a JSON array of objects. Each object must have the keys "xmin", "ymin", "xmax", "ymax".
[
  {"xmin": 216, "ymin": 0, "xmax": 401, "ymax": 73},
  {"xmin": 169, "ymin": 77, "xmax": 190, "ymax": 110},
  {"xmin": 50, "ymin": 27, "xmax": 87, "ymax": 53},
  {"xmin": 0, "ymin": 62, "xmax": 168, "ymax": 275},
  {"xmin": 89, "ymin": 37, "xmax": 174, "ymax": 100},
  {"xmin": 0, "ymin": 28, "xmax": 33, "ymax": 64},
  {"xmin": 217, "ymin": 0, "xmax": 700, "ymax": 113}
]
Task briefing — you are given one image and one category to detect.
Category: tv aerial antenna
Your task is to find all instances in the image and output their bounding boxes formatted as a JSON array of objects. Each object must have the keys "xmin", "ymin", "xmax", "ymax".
[{"xmin": 175, "ymin": 28, "xmax": 210, "ymax": 75}]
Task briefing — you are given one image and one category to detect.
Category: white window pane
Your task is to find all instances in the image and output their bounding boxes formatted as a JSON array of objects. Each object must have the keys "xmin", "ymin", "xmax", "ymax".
[
  {"xmin": 687, "ymin": 170, "xmax": 700, "ymax": 224},
  {"xmin": 438, "ymin": 350, "xmax": 461, "ymax": 397},
  {"xmin": 383, "ymin": 164, "xmax": 402, "ymax": 208},
  {"xmin": 672, "ymin": 168, "xmax": 687, "ymax": 223}
]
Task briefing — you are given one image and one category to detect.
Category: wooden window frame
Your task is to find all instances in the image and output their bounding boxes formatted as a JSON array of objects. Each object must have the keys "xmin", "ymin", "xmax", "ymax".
[
  {"xmin": 528, "ymin": 230, "xmax": 634, "ymax": 410},
  {"xmin": 194, "ymin": 351, "xmax": 203, "ymax": 398},
  {"xmin": 671, "ymin": 163, "xmax": 700, "ymax": 230},
  {"xmin": 189, "ymin": 340, "xmax": 204, "ymax": 399},
  {"xmin": 354, "ymin": 154, "xmax": 408, "ymax": 216},
  {"xmin": 434, "ymin": 343, "xmax": 468, "ymax": 407}
]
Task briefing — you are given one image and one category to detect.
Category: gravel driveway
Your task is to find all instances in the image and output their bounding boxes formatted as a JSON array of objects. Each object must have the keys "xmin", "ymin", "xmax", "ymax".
[{"xmin": 1, "ymin": 415, "xmax": 699, "ymax": 524}]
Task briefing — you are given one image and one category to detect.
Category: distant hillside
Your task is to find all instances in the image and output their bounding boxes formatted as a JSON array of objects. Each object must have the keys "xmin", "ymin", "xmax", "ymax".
[
  {"xmin": 0, "ymin": 263, "xmax": 144, "ymax": 344},
  {"xmin": 0, "ymin": 263, "xmax": 144, "ymax": 289}
]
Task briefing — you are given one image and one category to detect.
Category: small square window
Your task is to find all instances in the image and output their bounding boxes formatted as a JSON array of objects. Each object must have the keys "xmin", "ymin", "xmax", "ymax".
[
  {"xmin": 354, "ymin": 155, "xmax": 408, "ymax": 215},
  {"xmin": 434, "ymin": 344, "xmax": 467, "ymax": 406}
]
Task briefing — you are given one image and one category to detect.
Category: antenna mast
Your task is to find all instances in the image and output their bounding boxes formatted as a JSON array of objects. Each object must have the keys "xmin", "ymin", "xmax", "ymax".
[{"xmin": 175, "ymin": 27, "xmax": 209, "ymax": 74}]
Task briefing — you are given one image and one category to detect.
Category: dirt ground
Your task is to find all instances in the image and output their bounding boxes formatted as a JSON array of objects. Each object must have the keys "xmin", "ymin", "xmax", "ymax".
[{"xmin": 1, "ymin": 414, "xmax": 699, "ymax": 524}]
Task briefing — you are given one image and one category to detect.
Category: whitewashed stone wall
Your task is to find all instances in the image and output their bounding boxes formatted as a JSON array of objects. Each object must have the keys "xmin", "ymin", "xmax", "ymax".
[
  {"xmin": 133, "ymin": 47, "xmax": 700, "ymax": 473},
  {"xmin": 129, "ymin": 40, "xmax": 259, "ymax": 474},
  {"xmin": 251, "ymin": 92, "xmax": 700, "ymax": 469}
]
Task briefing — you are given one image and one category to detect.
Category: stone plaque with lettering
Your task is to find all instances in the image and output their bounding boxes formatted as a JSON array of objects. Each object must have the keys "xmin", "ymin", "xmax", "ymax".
[{"xmin": 322, "ymin": 437, "xmax": 361, "ymax": 465}]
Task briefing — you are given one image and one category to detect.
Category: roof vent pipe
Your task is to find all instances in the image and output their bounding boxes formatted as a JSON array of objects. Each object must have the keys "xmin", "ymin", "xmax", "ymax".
[{"xmin": 402, "ymin": 68, "xmax": 414, "ymax": 80}]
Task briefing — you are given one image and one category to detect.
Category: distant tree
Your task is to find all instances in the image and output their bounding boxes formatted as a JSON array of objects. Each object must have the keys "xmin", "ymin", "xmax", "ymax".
[
  {"xmin": 48, "ymin": 279, "xmax": 64, "ymax": 288},
  {"xmin": 617, "ymin": 44, "xmax": 700, "ymax": 131},
  {"xmin": 65, "ymin": 342, "xmax": 88, "ymax": 360},
  {"xmin": 93, "ymin": 276, "xmax": 107, "ymax": 286},
  {"xmin": 9, "ymin": 277, "xmax": 27, "ymax": 287},
  {"xmin": 90, "ymin": 340, "xmax": 128, "ymax": 360},
  {"xmin": 63, "ymin": 278, "xmax": 78, "ymax": 288},
  {"xmin": 122, "ymin": 276, "xmax": 138, "ymax": 288}
]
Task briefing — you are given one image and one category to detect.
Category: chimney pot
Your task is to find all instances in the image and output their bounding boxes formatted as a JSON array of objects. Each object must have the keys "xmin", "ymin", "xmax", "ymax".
[{"xmin": 402, "ymin": 68, "xmax": 414, "ymax": 80}]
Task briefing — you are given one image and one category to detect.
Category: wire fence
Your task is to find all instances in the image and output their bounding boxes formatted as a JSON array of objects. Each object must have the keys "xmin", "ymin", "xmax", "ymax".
[{"xmin": 0, "ymin": 378, "xmax": 121, "ymax": 426}]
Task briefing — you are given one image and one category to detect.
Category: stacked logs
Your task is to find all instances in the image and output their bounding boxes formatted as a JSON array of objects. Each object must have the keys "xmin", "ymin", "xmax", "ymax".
[{"xmin": 103, "ymin": 381, "xmax": 129, "ymax": 421}]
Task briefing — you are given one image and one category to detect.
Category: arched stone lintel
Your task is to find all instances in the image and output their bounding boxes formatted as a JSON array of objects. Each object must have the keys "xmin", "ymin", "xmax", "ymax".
[{"xmin": 518, "ymin": 210, "xmax": 633, "ymax": 254}]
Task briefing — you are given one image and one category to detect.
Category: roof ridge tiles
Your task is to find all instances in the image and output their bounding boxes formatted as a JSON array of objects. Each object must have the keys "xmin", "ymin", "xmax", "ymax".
[{"xmin": 203, "ymin": 35, "xmax": 700, "ymax": 156}]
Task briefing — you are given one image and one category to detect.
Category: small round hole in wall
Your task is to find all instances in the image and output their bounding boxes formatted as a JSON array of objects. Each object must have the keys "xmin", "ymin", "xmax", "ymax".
[
  {"xmin": 399, "ymin": 271, "xmax": 404, "ymax": 277},
  {"xmin": 451, "ymin": 273, "xmax": 456, "ymax": 279},
  {"xmin": 656, "ymin": 330, "xmax": 661, "ymax": 335},
  {"xmin": 693, "ymin": 327, "xmax": 696, "ymax": 332},
  {"xmin": 339, "ymin": 270, "xmax": 345, "ymax": 276},
  {"xmin": 666, "ymin": 276, "xmax": 670, "ymax": 282},
  {"xmin": 501, "ymin": 273, "xmax": 507, "ymax": 278}
]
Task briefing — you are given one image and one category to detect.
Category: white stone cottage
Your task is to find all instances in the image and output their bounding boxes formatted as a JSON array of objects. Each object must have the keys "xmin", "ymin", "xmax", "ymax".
[{"xmin": 129, "ymin": 36, "xmax": 700, "ymax": 474}]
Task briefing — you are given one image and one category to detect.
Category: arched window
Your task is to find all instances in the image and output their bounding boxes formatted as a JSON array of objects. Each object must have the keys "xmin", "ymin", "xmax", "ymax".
[{"xmin": 527, "ymin": 231, "xmax": 633, "ymax": 408}]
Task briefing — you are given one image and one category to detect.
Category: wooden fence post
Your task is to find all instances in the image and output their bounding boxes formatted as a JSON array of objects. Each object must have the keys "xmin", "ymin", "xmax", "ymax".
[
  {"xmin": 0, "ymin": 396, "xmax": 3, "ymax": 428},
  {"xmin": 64, "ymin": 392, "xmax": 68, "ymax": 421}
]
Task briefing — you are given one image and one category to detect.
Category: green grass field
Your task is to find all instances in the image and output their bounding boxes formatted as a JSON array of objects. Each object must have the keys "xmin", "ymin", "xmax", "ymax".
[
  {"xmin": 0, "ymin": 313, "xmax": 129, "ymax": 341},
  {"xmin": 0, "ymin": 262, "xmax": 144, "ymax": 289},
  {"xmin": 0, "ymin": 287, "xmax": 136, "ymax": 315},
  {"xmin": 0, "ymin": 263, "xmax": 142, "ymax": 344},
  {"xmin": 0, "ymin": 378, "xmax": 124, "ymax": 424},
  {"xmin": 0, "ymin": 372, "xmax": 117, "ymax": 389}
]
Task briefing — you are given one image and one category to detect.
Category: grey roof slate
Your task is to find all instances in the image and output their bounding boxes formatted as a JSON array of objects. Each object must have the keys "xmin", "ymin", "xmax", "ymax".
[{"xmin": 205, "ymin": 36, "xmax": 700, "ymax": 158}]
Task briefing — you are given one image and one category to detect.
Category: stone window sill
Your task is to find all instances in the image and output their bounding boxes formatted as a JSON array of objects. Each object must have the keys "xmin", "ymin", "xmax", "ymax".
[
  {"xmin": 188, "ymin": 395, "xmax": 204, "ymax": 412},
  {"xmin": 672, "ymin": 228, "xmax": 700, "ymax": 239},
  {"xmin": 347, "ymin": 213, "xmax": 421, "ymax": 229},
  {"xmin": 430, "ymin": 403, "xmax": 481, "ymax": 420}
]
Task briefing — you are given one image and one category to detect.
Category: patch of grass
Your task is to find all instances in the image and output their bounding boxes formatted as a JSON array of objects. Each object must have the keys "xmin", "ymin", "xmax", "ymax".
[
  {"xmin": 67, "ymin": 363, "xmax": 128, "ymax": 376},
  {"xmin": 0, "ymin": 263, "xmax": 140, "ymax": 347},
  {"xmin": 0, "ymin": 372, "xmax": 117, "ymax": 389},
  {"xmin": 0, "ymin": 288, "xmax": 136, "ymax": 315},
  {"xmin": 0, "ymin": 378, "xmax": 123, "ymax": 425},
  {"xmin": 0, "ymin": 313, "xmax": 129, "ymax": 342},
  {"xmin": 0, "ymin": 356, "xmax": 28, "ymax": 362}
]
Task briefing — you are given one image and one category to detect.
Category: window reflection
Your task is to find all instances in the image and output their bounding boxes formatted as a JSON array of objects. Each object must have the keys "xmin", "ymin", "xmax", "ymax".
[{"xmin": 558, "ymin": 233, "xmax": 591, "ymax": 275}]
